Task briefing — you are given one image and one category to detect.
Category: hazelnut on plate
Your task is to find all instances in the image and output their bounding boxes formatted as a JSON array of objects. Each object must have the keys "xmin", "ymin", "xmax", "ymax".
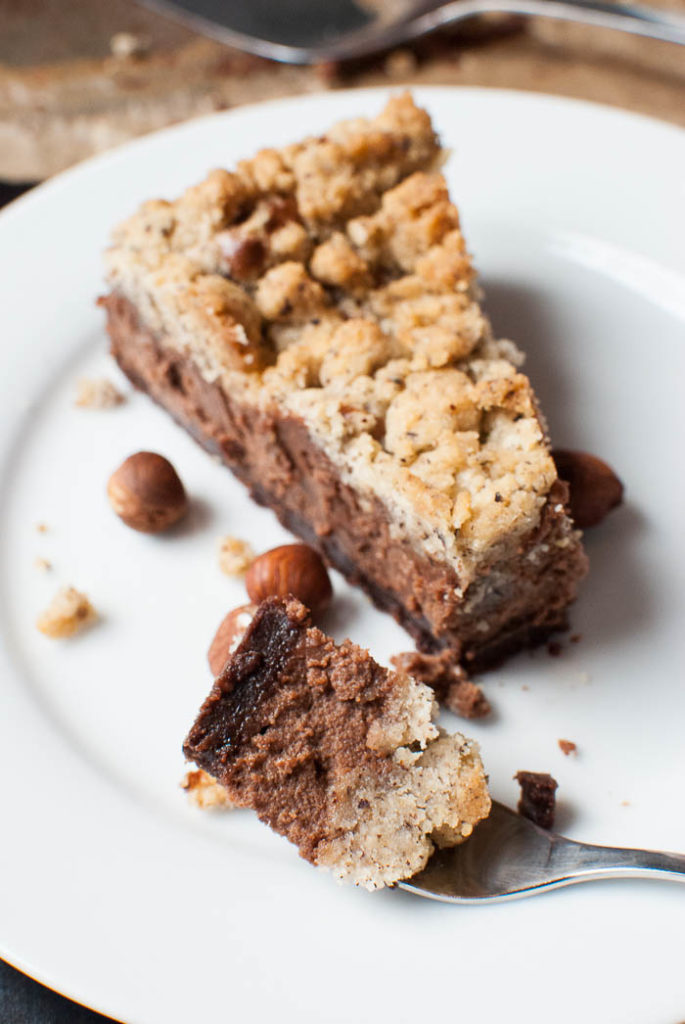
[
  {"xmin": 107, "ymin": 452, "xmax": 188, "ymax": 533},
  {"xmin": 245, "ymin": 544, "xmax": 332, "ymax": 615},
  {"xmin": 208, "ymin": 604, "xmax": 256, "ymax": 676},
  {"xmin": 552, "ymin": 449, "xmax": 623, "ymax": 529}
]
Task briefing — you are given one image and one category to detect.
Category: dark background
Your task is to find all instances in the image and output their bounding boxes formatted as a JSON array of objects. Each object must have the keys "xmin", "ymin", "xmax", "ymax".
[{"xmin": 0, "ymin": 960, "xmax": 116, "ymax": 1023}]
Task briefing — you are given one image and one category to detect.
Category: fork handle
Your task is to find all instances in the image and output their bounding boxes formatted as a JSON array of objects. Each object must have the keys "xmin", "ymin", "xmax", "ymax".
[
  {"xmin": 305, "ymin": 0, "xmax": 685, "ymax": 61},
  {"xmin": 414, "ymin": 0, "xmax": 685, "ymax": 47},
  {"xmin": 142, "ymin": 0, "xmax": 685, "ymax": 63},
  {"xmin": 560, "ymin": 839, "xmax": 685, "ymax": 885}
]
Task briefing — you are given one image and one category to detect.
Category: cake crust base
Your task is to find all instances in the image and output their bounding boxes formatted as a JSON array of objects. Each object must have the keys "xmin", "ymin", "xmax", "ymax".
[{"xmin": 102, "ymin": 291, "xmax": 587, "ymax": 670}]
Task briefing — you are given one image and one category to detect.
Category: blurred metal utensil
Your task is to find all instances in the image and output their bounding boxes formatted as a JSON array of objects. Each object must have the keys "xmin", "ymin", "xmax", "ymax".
[
  {"xmin": 399, "ymin": 800, "xmax": 685, "ymax": 903},
  {"xmin": 138, "ymin": 0, "xmax": 685, "ymax": 60}
]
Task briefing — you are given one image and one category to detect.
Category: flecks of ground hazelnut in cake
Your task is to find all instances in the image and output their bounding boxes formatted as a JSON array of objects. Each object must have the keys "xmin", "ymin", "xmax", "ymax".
[
  {"xmin": 74, "ymin": 377, "xmax": 125, "ymax": 409},
  {"xmin": 36, "ymin": 586, "xmax": 97, "ymax": 638},
  {"xmin": 217, "ymin": 535, "xmax": 255, "ymax": 576},
  {"xmin": 390, "ymin": 649, "xmax": 491, "ymax": 718},
  {"xmin": 558, "ymin": 739, "xmax": 577, "ymax": 756},
  {"xmin": 181, "ymin": 769, "xmax": 235, "ymax": 809}
]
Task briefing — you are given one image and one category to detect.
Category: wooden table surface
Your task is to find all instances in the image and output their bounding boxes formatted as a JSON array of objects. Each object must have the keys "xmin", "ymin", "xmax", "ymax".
[{"xmin": 1, "ymin": 0, "xmax": 684, "ymax": 182}]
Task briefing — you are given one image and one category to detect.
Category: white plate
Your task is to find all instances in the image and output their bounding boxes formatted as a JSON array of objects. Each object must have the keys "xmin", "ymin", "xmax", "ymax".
[{"xmin": 1, "ymin": 87, "xmax": 684, "ymax": 1024}]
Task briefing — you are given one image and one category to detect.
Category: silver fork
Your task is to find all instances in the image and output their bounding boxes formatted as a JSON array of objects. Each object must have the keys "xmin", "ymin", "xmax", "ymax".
[
  {"xmin": 139, "ymin": 0, "xmax": 685, "ymax": 61},
  {"xmin": 399, "ymin": 800, "xmax": 685, "ymax": 903}
]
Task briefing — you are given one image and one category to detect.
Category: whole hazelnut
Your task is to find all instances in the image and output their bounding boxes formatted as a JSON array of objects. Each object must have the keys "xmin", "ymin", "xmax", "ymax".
[
  {"xmin": 107, "ymin": 451, "xmax": 188, "ymax": 533},
  {"xmin": 245, "ymin": 544, "xmax": 332, "ymax": 614},
  {"xmin": 552, "ymin": 449, "xmax": 624, "ymax": 529},
  {"xmin": 207, "ymin": 604, "xmax": 256, "ymax": 676}
]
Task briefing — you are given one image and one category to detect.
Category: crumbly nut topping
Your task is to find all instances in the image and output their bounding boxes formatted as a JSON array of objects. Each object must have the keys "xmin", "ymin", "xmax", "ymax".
[
  {"xmin": 36, "ymin": 586, "xmax": 97, "ymax": 638},
  {"xmin": 217, "ymin": 535, "xmax": 255, "ymax": 576},
  {"xmin": 74, "ymin": 376, "xmax": 125, "ymax": 409},
  {"xmin": 181, "ymin": 769, "xmax": 235, "ymax": 809},
  {"xmin": 106, "ymin": 94, "xmax": 560, "ymax": 575}
]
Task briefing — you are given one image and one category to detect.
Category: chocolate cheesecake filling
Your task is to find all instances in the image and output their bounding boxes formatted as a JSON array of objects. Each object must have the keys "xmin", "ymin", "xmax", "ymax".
[
  {"xmin": 185, "ymin": 598, "xmax": 409, "ymax": 860},
  {"xmin": 103, "ymin": 291, "xmax": 587, "ymax": 670},
  {"xmin": 183, "ymin": 597, "xmax": 491, "ymax": 883}
]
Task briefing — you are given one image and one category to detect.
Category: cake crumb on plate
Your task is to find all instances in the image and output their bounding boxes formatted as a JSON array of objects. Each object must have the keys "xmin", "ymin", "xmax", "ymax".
[
  {"xmin": 558, "ymin": 739, "xmax": 577, "ymax": 756},
  {"xmin": 218, "ymin": 535, "xmax": 255, "ymax": 576},
  {"xmin": 515, "ymin": 771, "xmax": 558, "ymax": 830},
  {"xmin": 74, "ymin": 377, "xmax": 124, "ymax": 409},
  {"xmin": 181, "ymin": 769, "xmax": 235, "ymax": 810},
  {"xmin": 36, "ymin": 586, "xmax": 97, "ymax": 638}
]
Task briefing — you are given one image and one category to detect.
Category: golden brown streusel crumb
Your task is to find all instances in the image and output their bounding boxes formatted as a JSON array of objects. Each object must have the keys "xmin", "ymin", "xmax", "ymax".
[
  {"xmin": 74, "ymin": 377, "xmax": 125, "ymax": 409},
  {"xmin": 181, "ymin": 769, "xmax": 235, "ymax": 810},
  {"xmin": 36, "ymin": 586, "xmax": 97, "ymax": 638},
  {"xmin": 558, "ymin": 739, "xmax": 577, "ymax": 756},
  {"xmin": 217, "ymin": 535, "xmax": 255, "ymax": 576},
  {"xmin": 34, "ymin": 556, "xmax": 52, "ymax": 572},
  {"xmin": 104, "ymin": 94, "xmax": 577, "ymax": 582}
]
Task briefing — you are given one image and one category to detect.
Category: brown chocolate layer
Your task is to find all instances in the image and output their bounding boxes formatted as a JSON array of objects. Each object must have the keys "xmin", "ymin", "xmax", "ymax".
[
  {"xmin": 184, "ymin": 597, "xmax": 398, "ymax": 861},
  {"xmin": 102, "ymin": 292, "xmax": 588, "ymax": 670}
]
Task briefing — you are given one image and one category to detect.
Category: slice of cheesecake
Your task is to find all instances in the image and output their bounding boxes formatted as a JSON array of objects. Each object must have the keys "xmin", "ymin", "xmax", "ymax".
[
  {"xmin": 183, "ymin": 597, "xmax": 491, "ymax": 890},
  {"xmin": 102, "ymin": 93, "xmax": 587, "ymax": 669}
]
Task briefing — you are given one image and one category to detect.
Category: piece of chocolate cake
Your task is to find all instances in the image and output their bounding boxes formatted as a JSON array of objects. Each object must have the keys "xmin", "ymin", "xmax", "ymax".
[
  {"xmin": 515, "ymin": 770, "xmax": 558, "ymax": 830},
  {"xmin": 184, "ymin": 598, "xmax": 491, "ymax": 890},
  {"xmin": 102, "ymin": 93, "xmax": 587, "ymax": 669}
]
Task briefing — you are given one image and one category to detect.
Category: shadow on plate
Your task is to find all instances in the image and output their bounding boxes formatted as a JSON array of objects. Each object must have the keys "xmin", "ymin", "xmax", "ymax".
[{"xmin": 482, "ymin": 277, "xmax": 656, "ymax": 647}]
